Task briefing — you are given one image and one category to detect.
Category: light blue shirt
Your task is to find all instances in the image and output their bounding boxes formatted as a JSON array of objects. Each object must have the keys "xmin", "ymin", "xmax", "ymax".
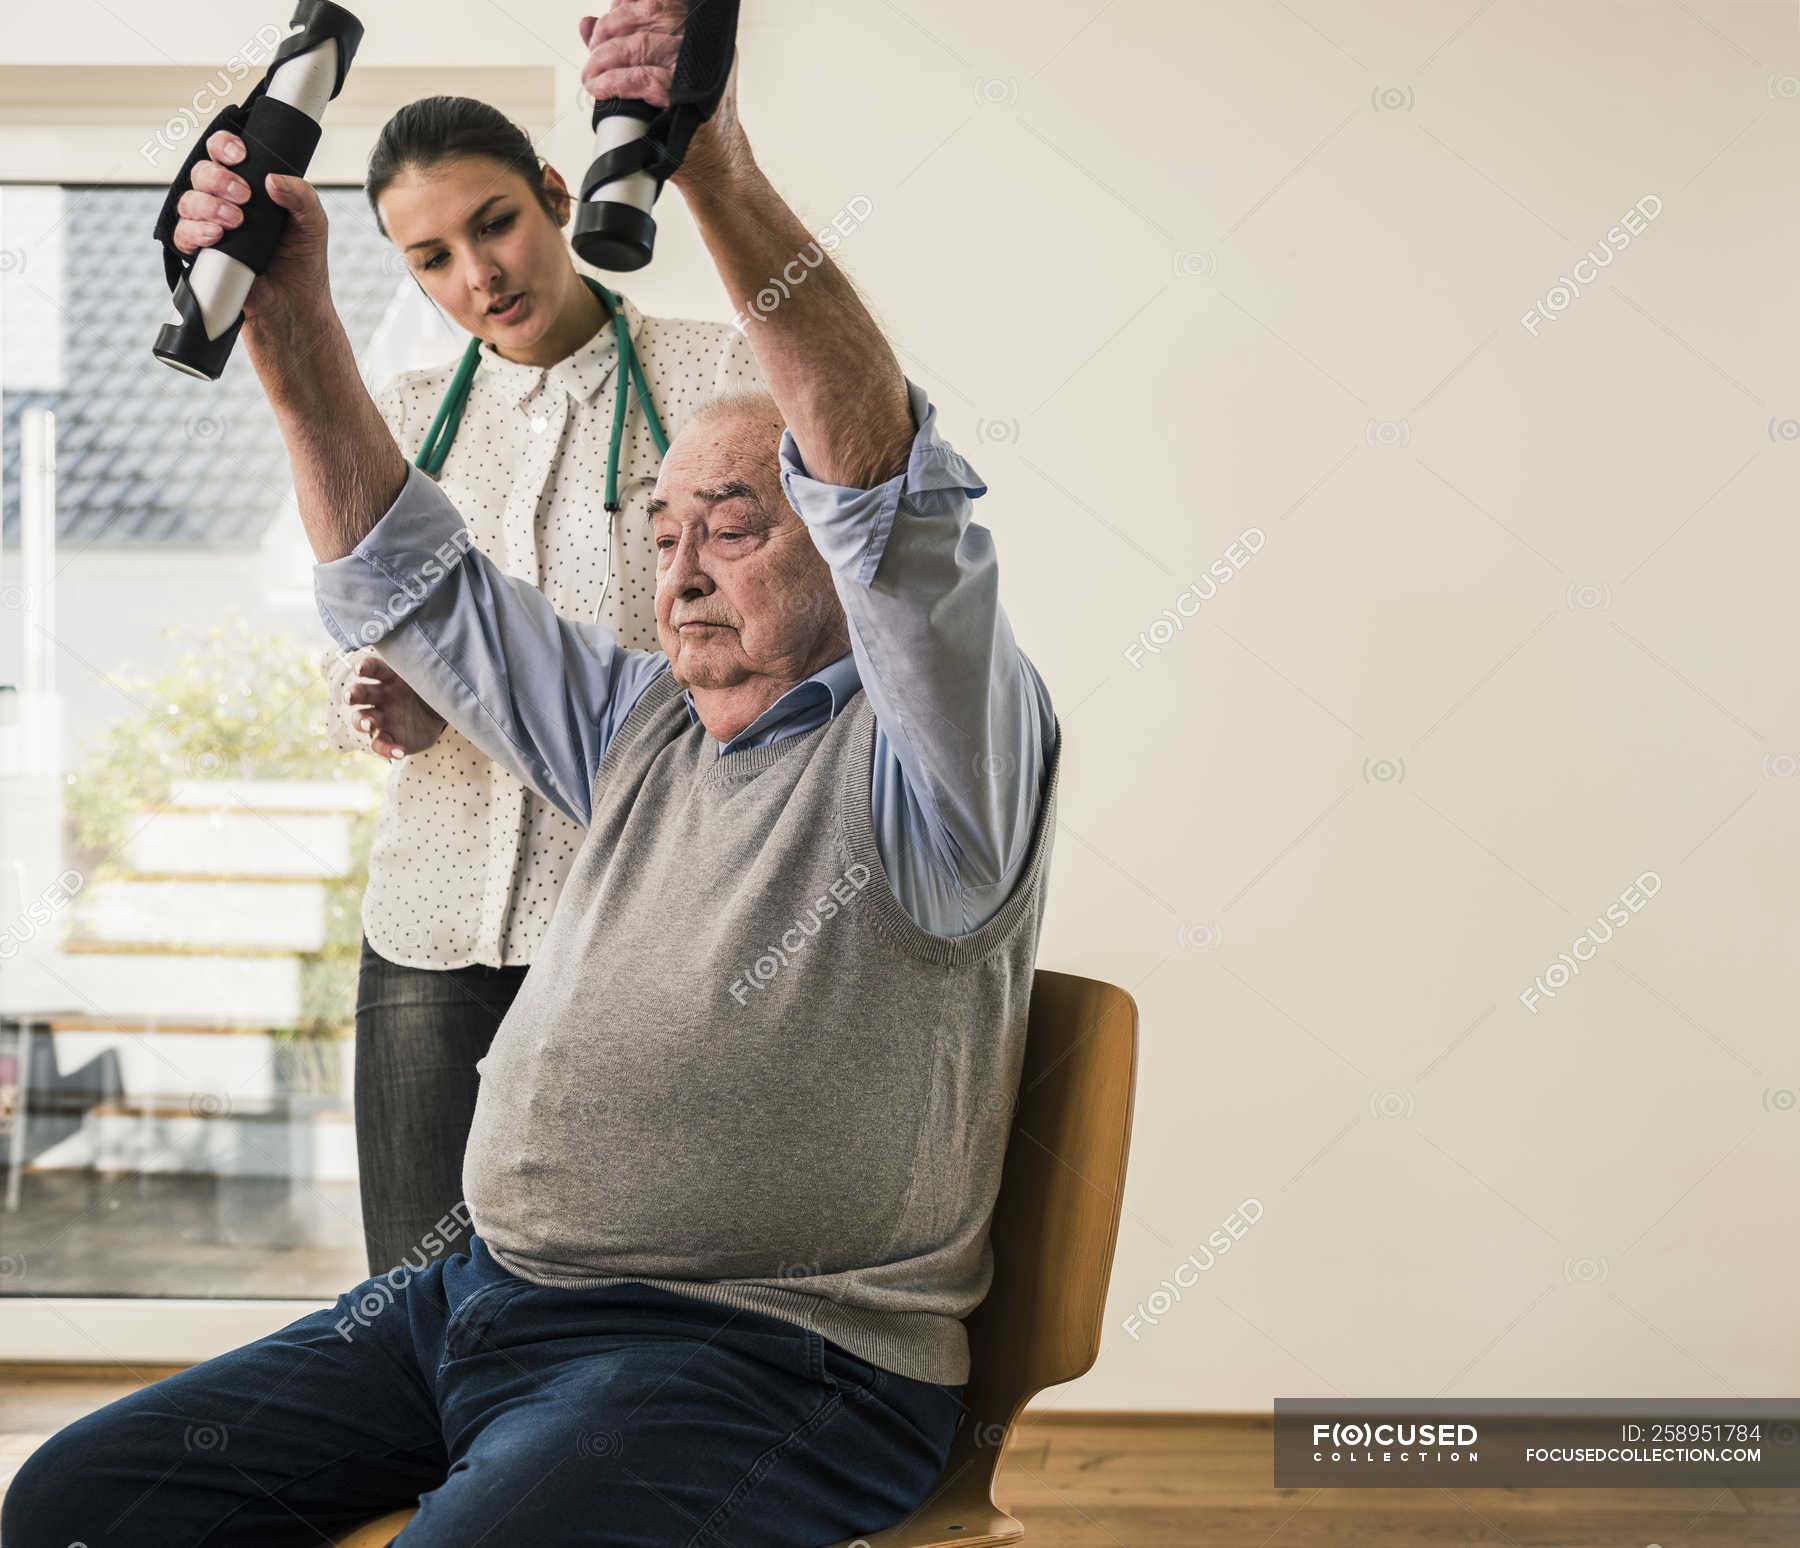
[{"xmin": 314, "ymin": 376, "xmax": 1056, "ymax": 938}]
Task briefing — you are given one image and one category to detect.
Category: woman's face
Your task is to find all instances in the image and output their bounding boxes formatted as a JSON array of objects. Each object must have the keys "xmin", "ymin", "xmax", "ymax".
[{"xmin": 378, "ymin": 155, "xmax": 575, "ymax": 347}]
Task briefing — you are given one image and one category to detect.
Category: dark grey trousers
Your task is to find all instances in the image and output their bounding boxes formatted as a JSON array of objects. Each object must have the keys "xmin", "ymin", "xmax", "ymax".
[{"xmin": 352, "ymin": 932, "xmax": 529, "ymax": 1276}]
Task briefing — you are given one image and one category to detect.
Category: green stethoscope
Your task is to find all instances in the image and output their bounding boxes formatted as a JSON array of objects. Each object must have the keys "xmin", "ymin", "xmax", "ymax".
[{"xmin": 414, "ymin": 275, "xmax": 668, "ymax": 620}]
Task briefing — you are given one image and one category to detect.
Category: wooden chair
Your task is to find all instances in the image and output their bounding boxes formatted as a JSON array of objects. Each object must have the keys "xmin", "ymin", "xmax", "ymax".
[{"xmin": 334, "ymin": 969, "xmax": 1138, "ymax": 1548}]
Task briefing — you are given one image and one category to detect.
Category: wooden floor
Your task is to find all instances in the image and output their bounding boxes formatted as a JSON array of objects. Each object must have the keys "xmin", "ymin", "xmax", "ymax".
[{"xmin": 3, "ymin": 1365, "xmax": 1797, "ymax": 1545}]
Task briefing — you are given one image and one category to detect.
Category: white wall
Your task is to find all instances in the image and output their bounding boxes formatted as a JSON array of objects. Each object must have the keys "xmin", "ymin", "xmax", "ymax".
[{"xmin": 4, "ymin": 0, "xmax": 1799, "ymax": 1410}]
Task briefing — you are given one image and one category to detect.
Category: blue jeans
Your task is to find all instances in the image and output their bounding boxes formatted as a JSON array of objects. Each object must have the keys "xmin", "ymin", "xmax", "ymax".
[{"xmin": 2, "ymin": 1235, "xmax": 967, "ymax": 1547}]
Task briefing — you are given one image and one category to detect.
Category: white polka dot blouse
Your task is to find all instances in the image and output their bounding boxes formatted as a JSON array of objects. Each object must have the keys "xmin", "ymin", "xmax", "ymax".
[{"xmin": 319, "ymin": 285, "xmax": 765, "ymax": 970}]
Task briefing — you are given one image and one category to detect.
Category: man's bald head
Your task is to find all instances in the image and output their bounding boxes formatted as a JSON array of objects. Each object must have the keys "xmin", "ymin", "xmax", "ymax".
[
  {"xmin": 687, "ymin": 386, "xmax": 785, "ymax": 435},
  {"xmin": 683, "ymin": 388, "xmax": 787, "ymax": 510}
]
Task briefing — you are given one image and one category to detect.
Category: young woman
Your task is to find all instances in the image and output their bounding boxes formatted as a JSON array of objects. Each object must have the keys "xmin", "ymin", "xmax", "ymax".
[{"xmin": 176, "ymin": 94, "xmax": 762, "ymax": 1276}]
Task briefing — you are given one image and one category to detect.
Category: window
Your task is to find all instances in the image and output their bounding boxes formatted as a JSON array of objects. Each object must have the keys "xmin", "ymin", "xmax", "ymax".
[{"xmin": 0, "ymin": 181, "xmax": 464, "ymax": 1324}]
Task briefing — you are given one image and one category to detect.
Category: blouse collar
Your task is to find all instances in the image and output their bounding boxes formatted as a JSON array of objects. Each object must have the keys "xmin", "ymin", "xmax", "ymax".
[{"xmin": 473, "ymin": 283, "xmax": 644, "ymax": 409}]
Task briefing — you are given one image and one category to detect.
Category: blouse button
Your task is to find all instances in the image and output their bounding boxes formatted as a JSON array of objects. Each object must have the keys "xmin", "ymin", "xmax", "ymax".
[{"xmin": 530, "ymin": 415, "xmax": 549, "ymax": 434}]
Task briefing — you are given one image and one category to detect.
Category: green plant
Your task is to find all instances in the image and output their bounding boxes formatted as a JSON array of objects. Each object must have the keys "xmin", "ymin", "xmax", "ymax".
[{"xmin": 64, "ymin": 615, "xmax": 386, "ymax": 1043}]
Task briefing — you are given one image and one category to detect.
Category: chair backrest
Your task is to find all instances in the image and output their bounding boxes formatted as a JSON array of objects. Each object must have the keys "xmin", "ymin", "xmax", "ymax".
[{"xmin": 941, "ymin": 969, "xmax": 1138, "ymax": 1514}]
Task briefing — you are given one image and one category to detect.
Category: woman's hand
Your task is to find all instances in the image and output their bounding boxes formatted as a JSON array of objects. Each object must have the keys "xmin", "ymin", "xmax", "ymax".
[
  {"xmin": 346, "ymin": 654, "xmax": 447, "ymax": 761},
  {"xmin": 169, "ymin": 129, "xmax": 332, "ymax": 336},
  {"xmin": 577, "ymin": 3, "xmax": 752, "ymax": 197}
]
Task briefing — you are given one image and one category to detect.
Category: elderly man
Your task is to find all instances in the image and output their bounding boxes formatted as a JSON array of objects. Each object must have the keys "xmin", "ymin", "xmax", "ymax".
[{"xmin": 2, "ymin": 12, "xmax": 1059, "ymax": 1548}]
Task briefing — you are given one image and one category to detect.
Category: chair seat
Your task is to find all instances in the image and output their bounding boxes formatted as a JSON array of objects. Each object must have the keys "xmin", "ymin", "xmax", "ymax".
[
  {"xmin": 332, "ymin": 1510, "xmax": 415, "ymax": 1548},
  {"xmin": 819, "ymin": 1495, "xmax": 1023, "ymax": 1548},
  {"xmin": 330, "ymin": 1499, "xmax": 1022, "ymax": 1548}
]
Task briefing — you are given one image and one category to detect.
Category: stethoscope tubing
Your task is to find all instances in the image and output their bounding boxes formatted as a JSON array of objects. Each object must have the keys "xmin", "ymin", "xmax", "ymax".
[{"xmin": 413, "ymin": 275, "xmax": 668, "ymax": 623}]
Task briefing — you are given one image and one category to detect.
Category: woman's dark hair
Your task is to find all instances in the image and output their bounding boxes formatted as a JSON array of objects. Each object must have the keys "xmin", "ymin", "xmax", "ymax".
[{"xmin": 365, "ymin": 95, "xmax": 558, "ymax": 238}]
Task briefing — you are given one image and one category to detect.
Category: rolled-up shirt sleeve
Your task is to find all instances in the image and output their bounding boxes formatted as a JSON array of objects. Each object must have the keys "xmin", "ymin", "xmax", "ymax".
[
  {"xmin": 312, "ymin": 461, "xmax": 668, "ymax": 828},
  {"xmin": 777, "ymin": 377, "xmax": 1056, "ymax": 930}
]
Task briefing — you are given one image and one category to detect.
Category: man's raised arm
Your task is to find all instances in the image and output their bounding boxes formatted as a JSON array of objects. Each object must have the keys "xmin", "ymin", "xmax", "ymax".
[
  {"xmin": 576, "ymin": 14, "xmax": 911, "ymax": 493},
  {"xmin": 675, "ymin": 139, "xmax": 910, "ymax": 493},
  {"xmin": 583, "ymin": 6, "xmax": 1056, "ymax": 926},
  {"xmin": 256, "ymin": 293, "xmax": 410, "ymax": 566}
]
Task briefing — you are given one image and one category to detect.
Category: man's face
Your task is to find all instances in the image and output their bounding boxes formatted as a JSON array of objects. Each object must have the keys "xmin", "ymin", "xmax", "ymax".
[{"xmin": 649, "ymin": 412, "xmax": 849, "ymax": 695}]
